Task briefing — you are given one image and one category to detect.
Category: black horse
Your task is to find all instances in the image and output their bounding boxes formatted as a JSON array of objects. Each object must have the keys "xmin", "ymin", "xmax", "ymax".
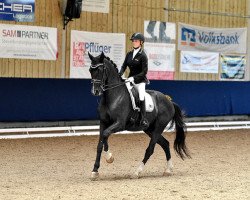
[{"xmin": 88, "ymin": 52, "xmax": 190, "ymax": 180}]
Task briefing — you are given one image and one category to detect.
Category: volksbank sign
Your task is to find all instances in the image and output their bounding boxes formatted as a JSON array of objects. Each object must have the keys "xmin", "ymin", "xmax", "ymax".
[{"xmin": 0, "ymin": 0, "xmax": 35, "ymax": 22}]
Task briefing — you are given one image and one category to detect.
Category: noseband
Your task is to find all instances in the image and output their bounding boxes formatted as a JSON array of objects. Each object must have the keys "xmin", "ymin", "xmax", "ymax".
[{"xmin": 90, "ymin": 62, "xmax": 125, "ymax": 91}]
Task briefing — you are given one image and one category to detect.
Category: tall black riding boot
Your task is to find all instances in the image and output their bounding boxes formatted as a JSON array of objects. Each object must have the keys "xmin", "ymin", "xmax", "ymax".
[{"xmin": 140, "ymin": 100, "xmax": 149, "ymax": 128}]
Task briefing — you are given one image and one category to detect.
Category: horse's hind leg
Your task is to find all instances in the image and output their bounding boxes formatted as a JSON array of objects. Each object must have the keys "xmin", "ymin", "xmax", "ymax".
[
  {"xmin": 157, "ymin": 136, "xmax": 174, "ymax": 175},
  {"xmin": 133, "ymin": 136, "xmax": 158, "ymax": 178},
  {"xmin": 133, "ymin": 126, "xmax": 164, "ymax": 178},
  {"xmin": 157, "ymin": 136, "xmax": 171, "ymax": 160},
  {"xmin": 144, "ymin": 130, "xmax": 173, "ymax": 176}
]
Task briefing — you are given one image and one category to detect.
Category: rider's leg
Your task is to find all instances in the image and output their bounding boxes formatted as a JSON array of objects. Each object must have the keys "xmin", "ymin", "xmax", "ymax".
[{"xmin": 136, "ymin": 83, "xmax": 148, "ymax": 127}]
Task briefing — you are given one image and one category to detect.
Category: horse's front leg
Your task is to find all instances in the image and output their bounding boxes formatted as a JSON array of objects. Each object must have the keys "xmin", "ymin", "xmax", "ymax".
[
  {"xmin": 102, "ymin": 121, "xmax": 125, "ymax": 163},
  {"xmin": 91, "ymin": 121, "xmax": 125, "ymax": 180},
  {"xmin": 104, "ymin": 121, "xmax": 126, "ymax": 163},
  {"xmin": 91, "ymin": 122, "xmax": 107, "ymax": 180},
  {"xmin": 99, "ymin": 122, "xmax": 114, "ymax": 164},
  {"xmin": 103, "ymin": 121, "xmax": 125, "ymax": 138},
  {"xmin": 103, "ymin": 137, "xmax": 114, "ymax": 164}
]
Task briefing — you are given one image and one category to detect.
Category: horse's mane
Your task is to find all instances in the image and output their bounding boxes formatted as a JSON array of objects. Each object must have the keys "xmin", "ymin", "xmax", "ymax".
[{"xmin": 104, "ymin": 55, "xmax": 118, "ymax": 68}]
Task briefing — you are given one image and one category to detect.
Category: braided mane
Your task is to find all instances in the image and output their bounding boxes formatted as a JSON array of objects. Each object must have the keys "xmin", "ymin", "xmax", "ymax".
[{"xmin": 104, "ymin": 55, "xmax": 118, "ymax": 68}]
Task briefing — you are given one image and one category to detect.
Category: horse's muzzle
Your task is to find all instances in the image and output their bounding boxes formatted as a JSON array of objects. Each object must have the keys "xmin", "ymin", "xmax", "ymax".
[
  {"xmin": 92, "ymin": 91, "xmax": 102, "ymax": 96},
  {"xmin": 91, "ymin": 87, "xmax": 102, "ymax": 96}
]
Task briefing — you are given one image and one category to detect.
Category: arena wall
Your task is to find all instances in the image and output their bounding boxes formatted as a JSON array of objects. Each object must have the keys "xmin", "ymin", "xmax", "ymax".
[
  {"xmin": 0, "ymin": 78, "xmax": 249, "ymax": 122},
  {"xmin": 0, "ymin": 0, "xmax": 249, "ymax": 122},
  {"xmin": 0, "ymin": 0, "xmax": 247, "ymax": 80}
]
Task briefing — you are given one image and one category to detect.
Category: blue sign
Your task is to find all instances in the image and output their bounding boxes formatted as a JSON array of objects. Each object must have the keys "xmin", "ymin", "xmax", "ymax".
[
  {"xmin": 181, "ymin": 27, "xmax": 196, "ymax": 43},
  {"xmin": 0, "ymin": 0, "xmax": 35, "ymax": 22}
]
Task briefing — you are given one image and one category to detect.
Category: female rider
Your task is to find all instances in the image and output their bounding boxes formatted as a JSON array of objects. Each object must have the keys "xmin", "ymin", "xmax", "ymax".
[{"xmin": 119, "ymin": 32, "xmax": 149, "ymax": 127}]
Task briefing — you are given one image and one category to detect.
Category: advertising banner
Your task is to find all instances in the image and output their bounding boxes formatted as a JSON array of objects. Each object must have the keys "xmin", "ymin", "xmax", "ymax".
[
  {"xmin": 70, "ymin": 30, "xmax": 125, "ymax": 78},
  {"xmin": 180, "ymin": 51, "xmax": 219, "ymax": 73},
  {"xmin": 0, "ymin": 24, "xmax": 57, "ymax": 60},
  {"xmin": 144, "ymin": 21, "xmax": 176, "ymax": 80},
  {"xmin": 144, "ymin": 43, "xmax": 175, "ymax": 80},
  {"xmin": 0, "ymin": 0, "xmax": 35, "ymax": 22},
  {"xmin": 144, "ymin": 20, "xmax": 176, "ymax": 43},
  {"xmin": 178, "ymin": 23, "xmax": 247, "ymax": 54},
  {"xmin": 220, "ymin": 54, "xmax": 245, "ymax": 80},
  {"xmin": 82, "ymin": 0, "xmax": 109, "ymax": 13}
]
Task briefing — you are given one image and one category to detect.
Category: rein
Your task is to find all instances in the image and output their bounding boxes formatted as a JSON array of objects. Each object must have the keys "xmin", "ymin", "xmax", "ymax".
[
  {"xmin": 101, "ymin": 82, "xmax": 125, "ymax": 91},
  {"xmin": 90, "ymin": 63, "xmax": 126, "ymax": 92}
]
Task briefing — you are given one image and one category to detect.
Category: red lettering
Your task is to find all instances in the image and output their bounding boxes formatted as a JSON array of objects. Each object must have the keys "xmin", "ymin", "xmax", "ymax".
[{"xmin": 2, "ymin": 29, "xmax": 16, "ymax": 37}]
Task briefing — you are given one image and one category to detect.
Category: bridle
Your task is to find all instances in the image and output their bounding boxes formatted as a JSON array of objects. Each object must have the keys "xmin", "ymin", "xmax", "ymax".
[{"xmin": 90, "ymin": 62, "xmax": 125, "ymax": 92}]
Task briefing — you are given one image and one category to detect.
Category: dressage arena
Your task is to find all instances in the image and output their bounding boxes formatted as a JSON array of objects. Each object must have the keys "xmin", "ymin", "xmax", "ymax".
[
  {"xmin": 0, "ymin": 129, "xmax": 249, "ymax": 200},
  {"xmin": 1, "ymin": 0, "xmax": 250, "ymax": 199}
]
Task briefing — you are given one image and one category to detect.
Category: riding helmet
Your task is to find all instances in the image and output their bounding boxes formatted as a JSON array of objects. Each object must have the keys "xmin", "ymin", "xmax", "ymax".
[{"xmin": 130, "ymin": 32, "xmax": 145, "ymax": 43}]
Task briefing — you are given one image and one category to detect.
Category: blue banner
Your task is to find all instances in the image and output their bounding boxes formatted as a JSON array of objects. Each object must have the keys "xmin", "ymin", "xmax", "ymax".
[
  {"xmin": 0, "ymin": 0, "xmax": 35, "ymax": 22},
  {"xmin": 0, "ymin": 78, "xmax": 250, "ymax": 121}
]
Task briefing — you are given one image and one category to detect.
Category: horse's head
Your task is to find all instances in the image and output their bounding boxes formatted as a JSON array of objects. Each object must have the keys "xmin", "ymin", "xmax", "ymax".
[
  {"xmin": 88, "ymin": 52, "xmax": 106, "ymax": 96},
  {"xmin": 88, "ymin": 51, "xmax": 121, "ymax": 96}
]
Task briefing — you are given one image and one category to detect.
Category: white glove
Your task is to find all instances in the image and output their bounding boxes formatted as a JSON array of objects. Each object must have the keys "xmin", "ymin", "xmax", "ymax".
[{"xmin": 127, "ymin": 77, "xmax": 135, "ymax": 84}]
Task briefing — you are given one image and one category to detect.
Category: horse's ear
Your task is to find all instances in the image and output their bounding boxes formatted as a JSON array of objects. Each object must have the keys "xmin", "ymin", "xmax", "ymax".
[
  {"xmin": 100, "ymin": 52, "xmax": 105, "ymax": 62},
  {"xmin": 88, "ymin": 52, "xmax": 94, "ymax": 61}
]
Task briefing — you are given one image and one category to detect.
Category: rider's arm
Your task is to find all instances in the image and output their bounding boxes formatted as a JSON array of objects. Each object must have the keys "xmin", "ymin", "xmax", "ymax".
[
  {"xmin": 119, "ymin": 53, "xmax": 129, "ymax": 76},
  {"xmin": 134, "ymin": 54, "xmax": 148, "ymax": 84}
]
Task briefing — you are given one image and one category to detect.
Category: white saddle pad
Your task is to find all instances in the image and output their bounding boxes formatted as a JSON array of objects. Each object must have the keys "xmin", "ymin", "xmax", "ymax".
[
  {"xmin": 145, "ymin": 92, "xmax": 154, "ymax": 112},
  {"xmin": 125, "ymin": 82, "xmax": 154, "ymax": 113}
]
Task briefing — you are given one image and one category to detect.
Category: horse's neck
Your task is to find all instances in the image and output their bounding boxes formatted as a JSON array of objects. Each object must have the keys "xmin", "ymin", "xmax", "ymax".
[
  {"xmin": 104, "ymin": 76, "xmax": 126, "ymax": 102},
  {"xmin": 107, "ymin": 73, "xmax": 120, "ymax": 85}
]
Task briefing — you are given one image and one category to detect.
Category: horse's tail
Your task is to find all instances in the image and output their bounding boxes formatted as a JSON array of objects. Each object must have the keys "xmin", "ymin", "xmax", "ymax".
[{"xmin": 172, "ymin": 102, "xmax": 191, "ymax": 160}]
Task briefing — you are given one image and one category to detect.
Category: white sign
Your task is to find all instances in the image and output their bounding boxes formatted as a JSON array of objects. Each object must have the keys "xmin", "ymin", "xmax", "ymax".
[
  {"xmin": 82, "ymin": 0, "xmax": 109, "ymax": 13},
  {"xmin": 144, "ymin": 42, "xmax": 175, "ymax": 80},
  {"xmin": 180, "ymin": 51, "xmax": 219, "ymax": 73},
  {"xmin": 70, "ymin": 30, "xmax": 125, "ymax": 79},
  {"xmin": 0, "ymin": 24, "xmax": 57, "ymax": 60},
  {"xmin": 178, "ymin": 23, "xmax": 247, "ymax": 54}
]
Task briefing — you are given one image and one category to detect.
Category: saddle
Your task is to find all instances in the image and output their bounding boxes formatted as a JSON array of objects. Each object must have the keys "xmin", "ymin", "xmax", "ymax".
[{"xmin": 125, "ymin": 82, "xmax": 154, "ymax": 113}]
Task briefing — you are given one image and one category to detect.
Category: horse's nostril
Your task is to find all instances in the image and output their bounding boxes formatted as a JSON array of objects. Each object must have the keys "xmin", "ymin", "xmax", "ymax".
[{"xmin": 94, "ymin": 90, "xmax": 99, "ymax": 95}]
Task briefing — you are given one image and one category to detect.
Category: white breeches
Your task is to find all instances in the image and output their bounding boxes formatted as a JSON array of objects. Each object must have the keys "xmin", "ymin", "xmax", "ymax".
[{"xmin": 134, "ymin": 83, "xmax": 146, "ymax": 101}]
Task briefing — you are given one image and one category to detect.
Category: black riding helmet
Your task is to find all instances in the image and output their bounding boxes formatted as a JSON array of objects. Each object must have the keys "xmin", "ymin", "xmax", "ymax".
[{"xmin": 130, "ymin": 32, "xmax": 145, "ymax": 43}]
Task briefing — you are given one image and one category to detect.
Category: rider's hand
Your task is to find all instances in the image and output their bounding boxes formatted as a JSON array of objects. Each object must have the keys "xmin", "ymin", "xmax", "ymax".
[{"xmin": 127, "ymin": 77, "xmax": 135, "ymax": 84}]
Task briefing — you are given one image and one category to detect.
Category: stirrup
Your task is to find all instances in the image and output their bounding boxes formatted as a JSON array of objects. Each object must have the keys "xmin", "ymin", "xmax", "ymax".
[
  {"xmin": 130, "ymin": 117, "xmax": 136, "ymax": 123},
  {"xmin": 140, "ymin": 118, "xmax": 149, "ymax": 128}
]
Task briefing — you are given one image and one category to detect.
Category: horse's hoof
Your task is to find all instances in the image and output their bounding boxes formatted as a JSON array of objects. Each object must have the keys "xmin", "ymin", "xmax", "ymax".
[
  {"xmin": 91, "ymin": 172, "xmax": 99, "ymax": 181},
  {"xmin": 130, "ymin": 172, "xmax": 140, "ymax": 179},
  {"xmin": 106, "ymin": 155, "xmax": 114, "ymax": 163},
  {"xmin": 163, "ymin": 170, "xmax": 173, "ymax": 176},
  {"xmin": 105, "ymin": 150, "xmax": 114, "ymax": 164},
  {"xmin": 130, "ymin": 162, "xmax": 144, "ymax": 179},
  {"xmin": 163, "ymin": 160, "xmax": 173, "ymax": 176}
]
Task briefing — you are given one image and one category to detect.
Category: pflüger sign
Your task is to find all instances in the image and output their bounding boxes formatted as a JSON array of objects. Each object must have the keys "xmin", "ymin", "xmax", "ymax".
[
  {"xmin": 178, "ymin": 23, "xmax": 247, "ymax": 54},
  {"xmin": 0, "ymin": 0, "xmax": 35, "ymax": 22},
  {"xmin": 70, "ymin": 30, "xmax": 125, "ymax": 79}
]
